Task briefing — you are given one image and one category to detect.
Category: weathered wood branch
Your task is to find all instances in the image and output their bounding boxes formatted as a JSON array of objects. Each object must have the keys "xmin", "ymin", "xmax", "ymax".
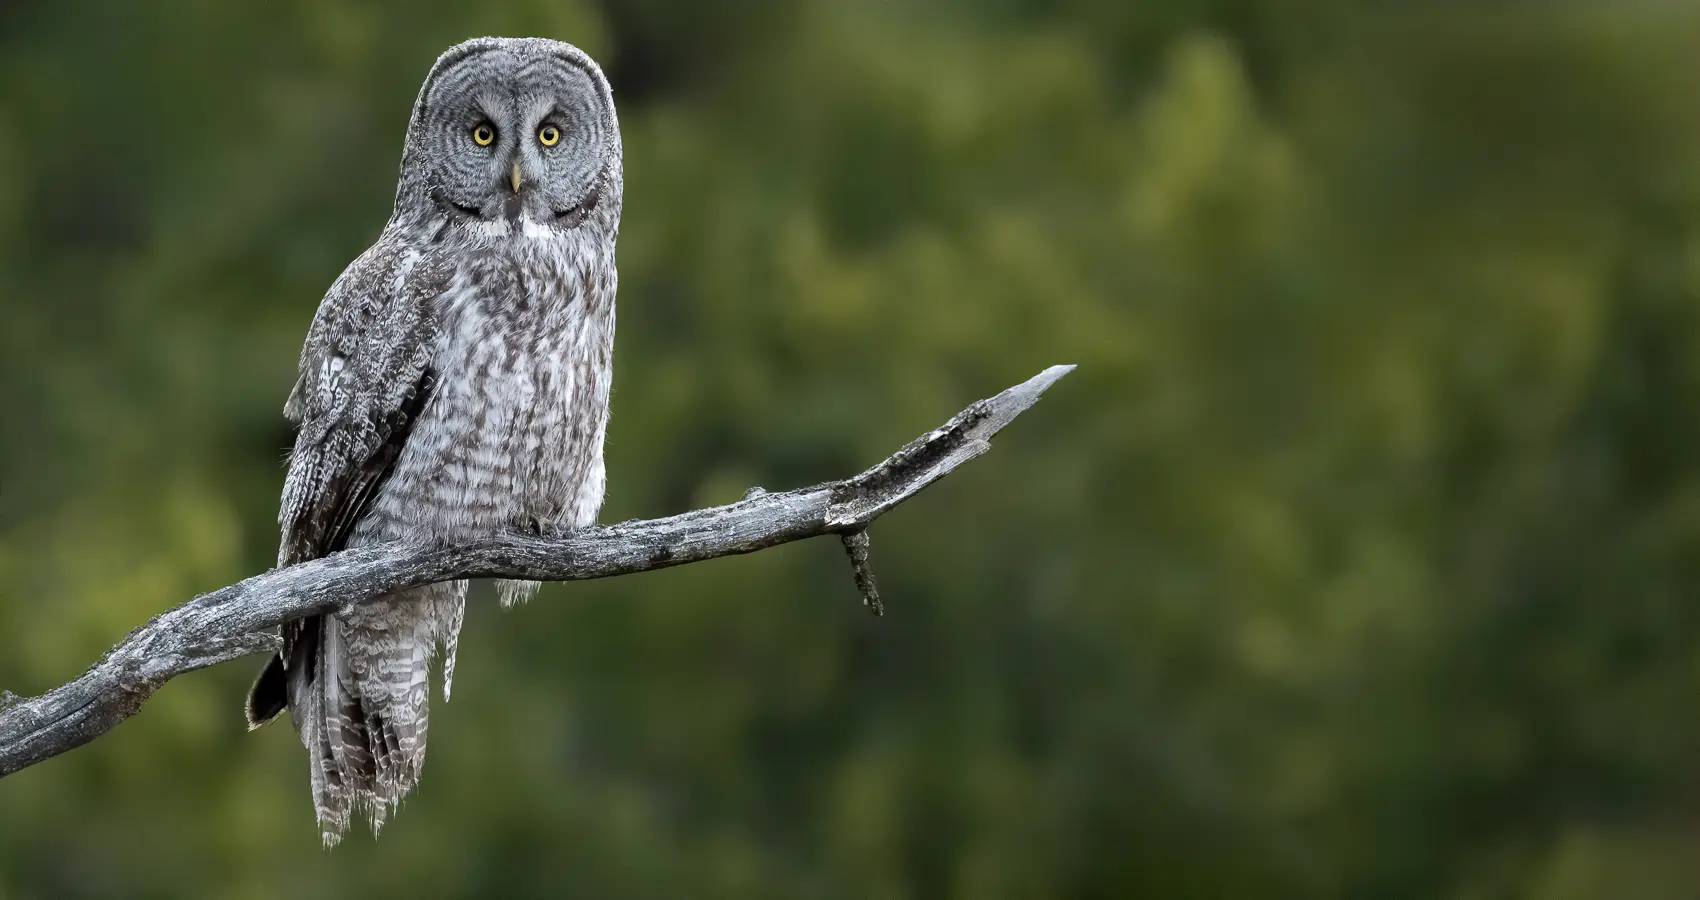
[{"xmin": 0, "ymin": 365, "xmax": 1072, "ymax": 778}]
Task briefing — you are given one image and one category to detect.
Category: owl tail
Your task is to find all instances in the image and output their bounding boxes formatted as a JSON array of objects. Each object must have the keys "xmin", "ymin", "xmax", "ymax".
[{"xmin": 245, "ymin": 583, "xmax": 462, "ymax": 845}]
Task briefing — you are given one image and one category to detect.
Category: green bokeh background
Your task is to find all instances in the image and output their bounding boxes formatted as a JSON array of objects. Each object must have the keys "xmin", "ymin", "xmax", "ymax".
[{"xmin": 5, "ymin": 1, "xmax": 1700, "ymax": 897}]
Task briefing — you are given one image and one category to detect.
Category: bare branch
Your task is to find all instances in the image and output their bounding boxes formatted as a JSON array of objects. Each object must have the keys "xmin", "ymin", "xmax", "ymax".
[{"xmin": 0, "ymin": 365, "xmax": 1073, "ymax": 778}]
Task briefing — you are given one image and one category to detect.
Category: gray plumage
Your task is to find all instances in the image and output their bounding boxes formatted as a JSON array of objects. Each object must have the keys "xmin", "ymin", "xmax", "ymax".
[{"xmin": 244, "ymin": 37, "xmax": 621, "ymax": 845}]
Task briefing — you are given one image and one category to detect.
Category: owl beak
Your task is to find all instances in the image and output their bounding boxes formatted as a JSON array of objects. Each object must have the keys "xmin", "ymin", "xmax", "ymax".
[{"xmin": 510, "ymin": 162, "xmax": 523, "ymax": 194}]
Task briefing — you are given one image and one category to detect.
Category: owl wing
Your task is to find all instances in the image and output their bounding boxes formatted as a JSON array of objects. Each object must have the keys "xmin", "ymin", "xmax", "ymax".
[
  {"xmin": 278, "ymin": 242, "xmax": 447, "ymax": 565},
  {"xmin": 245, "ymin": 241, "xmax": 449, "ymax": 729}
]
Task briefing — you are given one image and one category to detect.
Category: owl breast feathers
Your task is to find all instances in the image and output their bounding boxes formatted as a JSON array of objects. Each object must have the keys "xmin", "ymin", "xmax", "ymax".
[{"xmin": 243, "ymin": 36, "xmax": 622, "ymax": 845}]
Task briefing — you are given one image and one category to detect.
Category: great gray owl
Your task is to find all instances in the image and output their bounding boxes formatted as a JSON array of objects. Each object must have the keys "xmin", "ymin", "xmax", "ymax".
[{"xmin": 242, "ymin": 36, "xmax": 621, "ymax": 845}]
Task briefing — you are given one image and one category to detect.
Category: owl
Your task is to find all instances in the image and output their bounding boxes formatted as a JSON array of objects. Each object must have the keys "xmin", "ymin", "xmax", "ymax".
[{"xmin": 242, "ymin": 37, "xmax": 622, "ymax": 845}]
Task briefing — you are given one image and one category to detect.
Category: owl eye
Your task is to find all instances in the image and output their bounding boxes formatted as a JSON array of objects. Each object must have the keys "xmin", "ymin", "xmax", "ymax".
[
  {"xmin": 538, "ymin": 125, "xmax": 560, "ymax": 147},
  {"xmin": 471, "ymin": 123, "xmax": 496, "ymax": 147}
]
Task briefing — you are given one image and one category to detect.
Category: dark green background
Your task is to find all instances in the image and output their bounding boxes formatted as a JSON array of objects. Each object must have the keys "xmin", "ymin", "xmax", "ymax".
[{"xmin": 5, "ymin": 1, "xmax": 1700, "ymax": 897}]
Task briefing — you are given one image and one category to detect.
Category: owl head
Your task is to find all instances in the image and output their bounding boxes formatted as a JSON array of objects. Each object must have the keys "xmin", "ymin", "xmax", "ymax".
[{"xmin": 395, "ymin": 37, "xmax": 620, "ymax": 234}]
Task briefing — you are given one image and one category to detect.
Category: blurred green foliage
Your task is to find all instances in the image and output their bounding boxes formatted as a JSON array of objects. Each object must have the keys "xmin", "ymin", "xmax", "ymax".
[{"xmin": 4, "ymin": 0, "xmax": 1700, "ymax": 897}]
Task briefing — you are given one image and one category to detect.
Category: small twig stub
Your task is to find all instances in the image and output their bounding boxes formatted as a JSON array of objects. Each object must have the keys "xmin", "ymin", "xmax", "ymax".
[{"xmin": 840, "ymin": 529, "xmax": 884, "ymax": 616}]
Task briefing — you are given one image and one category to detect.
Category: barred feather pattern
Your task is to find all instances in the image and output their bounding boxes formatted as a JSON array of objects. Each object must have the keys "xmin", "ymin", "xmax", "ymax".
[{"xmin": 249, "ymin": 37, "xmax": 622, "ymax": 845}]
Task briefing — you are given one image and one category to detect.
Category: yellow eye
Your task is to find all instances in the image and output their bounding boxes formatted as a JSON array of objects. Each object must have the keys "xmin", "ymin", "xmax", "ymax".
[
  {"xmin": 538, "ymin": 125, "xmax": 560, "ymax": 147},
  {"xmin": 472, "ymin": 124, "xmax": 495, "ymax": 146}
]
